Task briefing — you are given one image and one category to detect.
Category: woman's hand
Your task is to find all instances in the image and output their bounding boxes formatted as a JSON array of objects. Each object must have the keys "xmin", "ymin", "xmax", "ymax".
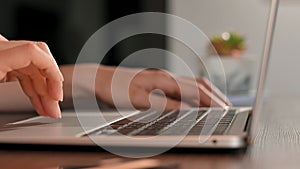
[
  {"xmin": 0, "ymin": 34, "xmax": 63, "ymax": 118},
  {"xmin": 61, "ymin": 64, "xmax": 231, "ymax": 111}
]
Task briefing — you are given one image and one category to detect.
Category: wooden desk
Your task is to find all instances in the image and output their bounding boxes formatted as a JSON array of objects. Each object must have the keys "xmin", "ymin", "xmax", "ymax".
[{"xmin": 0, "ymin": 96, "xmax": 299, "ymax": 169}]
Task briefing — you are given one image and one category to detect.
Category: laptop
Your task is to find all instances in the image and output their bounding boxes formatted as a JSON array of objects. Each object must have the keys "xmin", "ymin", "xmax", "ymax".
[{"xmin": 0, "ymin": 0, "xmax": 278, "ymax": 154}]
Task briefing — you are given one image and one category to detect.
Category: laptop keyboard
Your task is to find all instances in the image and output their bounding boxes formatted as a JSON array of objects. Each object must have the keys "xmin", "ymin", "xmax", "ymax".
[{"xmin": 85, "ymin": 108, "xmax": 237, "ymax": 137}]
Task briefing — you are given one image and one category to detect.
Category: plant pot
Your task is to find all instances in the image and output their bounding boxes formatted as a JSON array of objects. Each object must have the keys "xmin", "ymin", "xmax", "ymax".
[{"xmin": 202, "ymin": 55, "xmax": 258, "ymax": 96}]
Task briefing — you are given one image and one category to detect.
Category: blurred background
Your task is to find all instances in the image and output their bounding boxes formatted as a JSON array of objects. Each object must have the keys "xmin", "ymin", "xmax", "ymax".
[
  {"xmin": 0, "ymin": 0, "xmax": 167, "ymax": 68},
  {"xmin": 1, "ymin": 0, "xmax": 300, "ymax": 104}
]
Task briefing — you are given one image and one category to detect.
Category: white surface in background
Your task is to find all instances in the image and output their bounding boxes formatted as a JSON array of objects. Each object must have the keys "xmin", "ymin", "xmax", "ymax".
[{"xmin": 168, "ymin": 0, "xmax": 300, "ymax": 97}]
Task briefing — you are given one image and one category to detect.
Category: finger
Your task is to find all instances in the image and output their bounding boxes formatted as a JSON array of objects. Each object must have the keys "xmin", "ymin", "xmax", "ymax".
[
  {"xmin": 0, "ymin": 42, "xmax": 63, "ymax": 81},
  {"xmin": 144, "ymin": 70, "xmax": 181, "ymax": 99},
  {"xmin": 11, "ymin": 71, "xmax": 61, "ymax": 118},
  {"xmin": 0, "ymin": 40, "xmax": 50, "ymax": 51},
  {"xmin": 40, "ymin": 95, "xmax": 62, "ymax": 118},
  {"xmin": 30, "ymin": 96, "xmax": 48, "ymax": 117},
  {"xmin": 34, "ymin": 41, "xmax": 52, "ymax": 55},
  {"xmin": 17, "ymin": 64, "xmax": 48, "ymax": 97},
  {"xmin": 18, "ymin": 64, "xmax": 63, "ymax": 103},
  {"xmin": 11, "ymin": 71, "xmax": 47, "ymax": 116},
  {"xmin": 197, "ymin": 78, "xmax": 232, "ymax": 106},
  {"xmin": 180, "ymin": 76, "xmax": 231, "ymax": 105},
  {"xmin": 33, "ymin": 42, "xmax": 64, "ymax": 101},
  {"xmin": 0, "ymin": 43, "xmax": 64, "ymax": 101},
  {"xmin": 177, "ymin": 76, "xmax": 232, "ymax": 107},
  {"xmin": 145, "ymin": 70, "xmax": 208, "ymax": 107},
  {"xmin": 30, "ymin": 43, "xmax": 64, "ymax": 101},
  {"xmin": 44, "ymin": 72, "xmax": 64, "ymax": 102},
  {"xmin": 35, "ymin": 42, "xmax": 63, "ymax": 101},
  {"xmin": 176, "ymin": 78, "xmax": 215, "ymax": 107},
  {"xmin": 0, "ymin": 40, "xmax": 30, "ymax": 51},
  {"xmin": 177, "ymin": 77, "xmax": 227, "ymax": 108},
  {"xmin": 6, "ymin": 72, "xmax": 18, "ymax": 81},
  {"xmin": 197, "ymin": 83, "xmax": 229, "ymax": 108},
  {"xmin": 129, "ymin": 88, "xmax": 188, "ymax": 111}
]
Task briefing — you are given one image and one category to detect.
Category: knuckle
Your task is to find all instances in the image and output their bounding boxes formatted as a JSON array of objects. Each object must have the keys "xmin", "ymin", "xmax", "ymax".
[
  {"xmin": 129, "ymin": 88, "xmax": 139, "ymax": 100},
  {"xmin": 129, "ymin": 89, "xmax": 146, "ymax": 106},
  {"xmin": 153, "ymin": 69, "xmax": 172, "ymax": 80},
  {"xmin": 202, "ymin": 77, "xmax": 211, "ymax": 84},
  {"xmin": 23, "ymin": 42, "xmax": 38, "ymax": 54},
  {"xmin": 35, "ymin": 41, "xmax": 48, "ymax": 48},
  {"xmin": 196, "ymin": 77, "xmax": 205, "ymax": 84},
  {"xmin": 22, "ymin": 41, "xmax": 49, "ymax": 55}
]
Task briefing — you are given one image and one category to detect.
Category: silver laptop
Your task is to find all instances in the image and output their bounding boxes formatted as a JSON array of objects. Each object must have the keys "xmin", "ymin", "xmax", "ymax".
[{"xmin": 0, "ymin": 0, "xmax": 278, "ymax": 153}]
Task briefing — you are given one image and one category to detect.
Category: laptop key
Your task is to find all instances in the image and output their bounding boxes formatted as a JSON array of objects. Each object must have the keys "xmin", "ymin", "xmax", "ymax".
[{"xmin": 188, "ymin": 109, "xmax": 236, "ymax": 135}]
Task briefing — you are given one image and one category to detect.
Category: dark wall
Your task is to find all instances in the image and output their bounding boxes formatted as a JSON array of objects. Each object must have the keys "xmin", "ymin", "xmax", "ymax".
[{"xmin": 0, "ymin": 0, "xmax": 167, "ymax": 68}]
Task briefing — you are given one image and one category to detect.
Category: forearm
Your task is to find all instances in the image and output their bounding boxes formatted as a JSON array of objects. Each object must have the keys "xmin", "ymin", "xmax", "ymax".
[
  {"xmin": 0, "ymin": 64, "xmax": 102, "ymax": 112},
  {"xmin": 59, "ymin": 64, "xmax": 104, "ymax": 109}
]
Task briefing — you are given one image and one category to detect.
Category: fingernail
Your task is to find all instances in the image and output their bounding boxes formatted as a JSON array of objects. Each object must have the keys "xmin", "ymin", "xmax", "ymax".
[
  {"xmin": 56, "ymin": 107, "xmax": 62, "ymax": 118},
  {"xmin": 36, "ymin": 107, "xmax": 47, "ymax": 118},
  {"xmin": 53, "ymin": 103, "xmax": 62, "ymax": 119},
  {"xmin": 180, "ymin": 102, "xmax": 191, "ymax": 110},
  {"xmin": 59, "ymin": 90, "xmax": 64, "ymax": 102},
  {"xmin": 54, "ymin": 111, "xmax": 62, "ymax": 119}
]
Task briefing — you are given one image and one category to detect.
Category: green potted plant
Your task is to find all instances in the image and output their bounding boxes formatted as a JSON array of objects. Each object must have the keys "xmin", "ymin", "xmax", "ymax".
[
  {"xmin": 204, "ymin": 32, "xmax": 256, "ymax": 95},
  {"xmin": 209, "ymin": 32, "xmax": 246, "ymax": 58}
]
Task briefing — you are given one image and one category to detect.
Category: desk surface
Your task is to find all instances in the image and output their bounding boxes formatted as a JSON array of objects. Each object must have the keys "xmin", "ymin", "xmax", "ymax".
[{"xmin": 0, "ymin": 96, "xmax": 300, "ymax": 169}]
